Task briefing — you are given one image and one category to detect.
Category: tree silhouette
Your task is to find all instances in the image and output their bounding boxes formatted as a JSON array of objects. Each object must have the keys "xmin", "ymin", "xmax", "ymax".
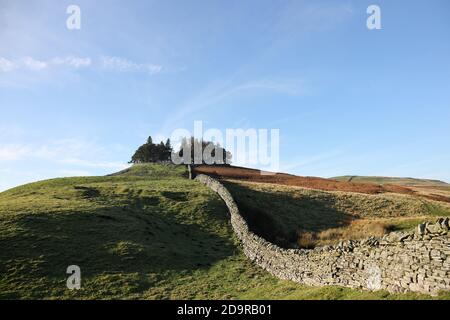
[
  {"xmin": 130, "ymin": 135, "xmax": 232, "ymax": 165},
  {"xmin": 174, "ymin": 137, "xmax": 232, "ymax": 165},
  {"xmin": 129, "ymin": 136, "xmax": 173, "ymax": 164}
]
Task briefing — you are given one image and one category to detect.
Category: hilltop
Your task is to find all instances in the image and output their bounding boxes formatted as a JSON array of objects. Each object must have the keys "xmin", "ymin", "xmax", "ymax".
[{"xmin": 1, "ymin": 164, "xmax": 449, "ymax": 299}]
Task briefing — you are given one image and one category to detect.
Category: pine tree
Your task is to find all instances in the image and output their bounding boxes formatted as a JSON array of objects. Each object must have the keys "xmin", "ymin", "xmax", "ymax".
[{"xmin": 130, "ymin": 135, "xmax": 232, "ymax": 165}]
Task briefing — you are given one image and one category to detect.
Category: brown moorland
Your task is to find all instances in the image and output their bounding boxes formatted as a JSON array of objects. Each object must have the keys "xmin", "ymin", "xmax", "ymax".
[{"xmin": 192, "ymin": 165, "xmax": 450, "ymax": 203}]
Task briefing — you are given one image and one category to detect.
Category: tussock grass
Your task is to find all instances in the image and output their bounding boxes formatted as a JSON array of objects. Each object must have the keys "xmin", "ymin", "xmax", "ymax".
[{"xmin": 297, "ymin": 217, "xmax": 427, "ymax": 248}]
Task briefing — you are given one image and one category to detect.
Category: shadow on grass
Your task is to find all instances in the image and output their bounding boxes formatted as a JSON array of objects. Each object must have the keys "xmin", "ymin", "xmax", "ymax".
[
  {"xmin": 0, "ymin": 198, "xmax": 235, "ymax": 284},
  {"xmin": 224, "ymin": 182, "xmax": 354, "ymax": 248}
]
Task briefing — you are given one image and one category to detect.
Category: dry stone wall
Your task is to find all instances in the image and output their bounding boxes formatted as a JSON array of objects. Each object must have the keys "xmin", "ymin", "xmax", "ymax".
[{"xmin": 194, "ymin": 173, "xmax": 450, "ymax": 295}]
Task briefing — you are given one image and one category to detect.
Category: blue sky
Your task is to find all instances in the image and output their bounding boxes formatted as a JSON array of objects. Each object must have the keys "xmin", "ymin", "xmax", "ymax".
[{"xmin": 1, "ymin": 0, "xmax": 450, "ymax": 191}]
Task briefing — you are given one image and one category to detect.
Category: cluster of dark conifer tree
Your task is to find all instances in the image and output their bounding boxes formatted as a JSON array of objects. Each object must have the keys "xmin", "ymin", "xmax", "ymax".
[{"xmin": 130, "ymin": 136, "xmax": 232, "ymax": 165}]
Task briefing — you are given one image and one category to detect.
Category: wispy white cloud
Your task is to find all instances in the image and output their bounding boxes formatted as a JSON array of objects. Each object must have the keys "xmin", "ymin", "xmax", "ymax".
[
  {"xmin": 0, "ymin": 139, "xmax": 129, "ymax": 171},
  {"xmin": 237, "ymin": 78, "xmax": 308, "ymax": 96},
  {"xmin": 0, "ymin": 55, "xmax": 163, "ymax": 75},
  {"xmin": 0, "ymin": 144, "xmax": 32, "ymax": 161},
  {"xmin": 22, "ymin": 57, "xmax": 48, "ymax": 70},
  {"xmin": 280, "ymin": 149, "xmax": 345, "ymax": 173},
  {"xmin": 0, "ymin": 138, "xmax": 131, "ymax": 192},
  {"xmin": 163, "ymin": 77, "xmax": 307, "ymax": 132},
  {"xmin": 50, "ymin": 56, "xmax": 92, "ymax": 68},
  {"xmin": 100, "ymin": 56, "xmax": 162, "ymax": 74},
  {"xmin": 60, "ymin": 158, "xmax": 129, "ymax": 170},
  {"xmin": 0, "ymin": 57, "xmax": 17, "ymax": 72},
  {"xmin": 0, "ymin": 56, "xmax": 92, "ymax": 72},
  {"xmin": 0, "ymin": 168, "xmax": 47, "ymax": 192}
]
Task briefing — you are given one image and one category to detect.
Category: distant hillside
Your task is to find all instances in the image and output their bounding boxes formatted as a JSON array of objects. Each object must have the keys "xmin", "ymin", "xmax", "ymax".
[
  {"xmin": 331, "ymin": 176, "xmax": 449, "ymax": 187},
  {"xmin": 193, "ymin": 165, "xmax": 450, "ymax": 203}
]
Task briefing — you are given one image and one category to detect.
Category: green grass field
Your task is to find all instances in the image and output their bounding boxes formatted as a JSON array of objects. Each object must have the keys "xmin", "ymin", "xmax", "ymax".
[{"xmin": 1, "ymin": 164, "xmax": 449, "ymax": 299}]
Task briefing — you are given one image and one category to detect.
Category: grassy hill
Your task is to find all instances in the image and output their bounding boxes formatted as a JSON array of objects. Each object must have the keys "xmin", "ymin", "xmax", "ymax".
[
  {"xmin": 1, "ymin": 164, "xmax": 449, "ymax": 299},
  {"xmin": 332, "ymin": 176, "xmax": 449, "ymax": 187}
]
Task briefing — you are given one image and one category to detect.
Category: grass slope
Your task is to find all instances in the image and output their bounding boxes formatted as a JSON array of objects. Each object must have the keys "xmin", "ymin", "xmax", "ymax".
[
  {"xmin": 0, "ymin": 164, "xmax": 449, "ymax": 299},
  {"xmin": 332, "ymin": 176, "xmax": 449, "ymax": 187}
]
